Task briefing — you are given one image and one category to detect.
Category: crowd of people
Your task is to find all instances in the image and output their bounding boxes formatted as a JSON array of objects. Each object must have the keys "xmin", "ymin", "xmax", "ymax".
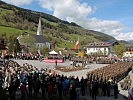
[
  {"xmin": 87, "ymin": 62, "xmax": 133, "ymax": 99},
  {"xmin": 120, "ymin": 75, "xmax": 132, "ymax": 90},
  {"xmin": 87, "ymin": 62, "xmax": 133, "ymax": 83},
  {"xmin": 96, "ymin": 57, "xmax": 116, "ymax": 64},
  {"xmin": 0, "ymin": 59, "xmax": 133, "ymax": 100}
]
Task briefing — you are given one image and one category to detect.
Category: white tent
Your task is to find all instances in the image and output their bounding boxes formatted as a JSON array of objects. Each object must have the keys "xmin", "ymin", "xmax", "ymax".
[{"xmin": 49, "ymin": 50, "xmax": 58, "ymax": 55}]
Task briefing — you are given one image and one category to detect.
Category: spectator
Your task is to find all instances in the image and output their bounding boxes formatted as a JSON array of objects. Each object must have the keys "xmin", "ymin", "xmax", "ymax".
[
  {"xmin": 20, "ymin": 82, "xmax": 26, "ymax": 100},
  {"xmin": 70, "ymin": 84, "xmax": 77, "ymax": 100}
]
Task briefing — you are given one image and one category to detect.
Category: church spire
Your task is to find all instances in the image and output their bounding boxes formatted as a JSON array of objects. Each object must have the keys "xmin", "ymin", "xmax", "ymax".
[{"xmin": 37, "ymin": 16, "xmax": 42, "ymax": 35}]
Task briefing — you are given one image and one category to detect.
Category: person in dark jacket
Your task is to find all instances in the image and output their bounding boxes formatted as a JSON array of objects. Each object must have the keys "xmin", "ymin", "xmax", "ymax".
[
  {"xmin": 70, "ymin": 84, "xmax": 77, "ymax": 100},
  {"xmin": 20, "ymin": 82, "xmax": 26, "ymax": 100},
  {"xmin": 28, "ymin": 74, "xmax": 33, "ymax": 97},
  {"xmin": 8, "ymin": 82, "xmax": 16, "ymax": 100},
  {"xmin": 81, "ymin": 77, "xmax": 85, "ymax": 96},
  {"xmin": 114, "ymin": 81, "xmax": 119, "ymax": 99},
  {"xmin": 91, "ymin": 81, "xmax": 98, "ymax": 100},
  {"xmin": 107, "ymin": 81, "xmax": 111, "ymax": 97},
  {"xmin": 57, "ymin": 81, "xmax": 63, "ymax": 100}
]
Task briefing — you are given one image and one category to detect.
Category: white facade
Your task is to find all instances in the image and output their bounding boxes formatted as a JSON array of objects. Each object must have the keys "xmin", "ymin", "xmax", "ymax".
[
  {"xmin": 123, "ymin": 51, "xmax": 133, "ymax": 57},
  {"xmin": 36, "ymin": 42, "xmax": 51, "ymax": 49},
  {"xmin": 86, "ymin": 47, "xmax": 111, "ymax": 55},
  {"xmin": 85, "ymin": 42, "xmax": 116, "ymax": 55}
]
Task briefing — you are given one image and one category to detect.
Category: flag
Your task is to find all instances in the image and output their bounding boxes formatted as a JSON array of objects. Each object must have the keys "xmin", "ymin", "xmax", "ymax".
[{"xmin": 73, "ymin": 41, "xmax": 79, "ymax": 50}]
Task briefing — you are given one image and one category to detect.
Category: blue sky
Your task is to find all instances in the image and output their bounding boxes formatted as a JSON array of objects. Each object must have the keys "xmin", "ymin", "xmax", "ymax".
[{"xmin": 1, "ymin": 0, "xmax": 133, "ymax": 41}]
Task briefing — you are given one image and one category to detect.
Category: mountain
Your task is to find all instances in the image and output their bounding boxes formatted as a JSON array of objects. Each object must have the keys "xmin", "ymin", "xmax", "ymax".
[
  {"xmin": 0, "ymin": 0, "xmax": 116, "ymax": 49},
  {"xmin": 127, "ymin": 40, "xmax": 133, "ymax": 44}
]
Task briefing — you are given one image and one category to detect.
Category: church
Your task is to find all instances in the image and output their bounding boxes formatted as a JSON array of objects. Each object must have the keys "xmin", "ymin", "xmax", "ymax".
[
  {"xmin": 17, "ymin": 17, "xmax": 51, "ymax": 52},
  {"xmin": 31, "ymin": 17, "xmax": 51, "ymax": 49}
]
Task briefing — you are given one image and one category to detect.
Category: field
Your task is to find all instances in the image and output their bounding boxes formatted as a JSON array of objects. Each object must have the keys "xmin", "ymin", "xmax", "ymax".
[{"xmin": 0, "ymin": 25, "xmax": 35, "ymax": 38}]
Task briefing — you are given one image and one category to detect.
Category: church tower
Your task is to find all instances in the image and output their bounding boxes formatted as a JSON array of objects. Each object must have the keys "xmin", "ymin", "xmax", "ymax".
[{"xmin": 37, "ymin": 16, "xmax": 42, "ymax": 35}]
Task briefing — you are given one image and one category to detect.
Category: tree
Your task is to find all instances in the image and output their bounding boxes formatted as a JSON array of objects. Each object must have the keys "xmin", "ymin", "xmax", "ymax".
[
  {"xmin": 29, "ymin": 46, "xmax": 38, "ymax": 54},
  {"xmin": 12, "ymin": 38, "xmax": 21, "ymax": 54},
  {"xmin": 40, "ymin": 47, "xmax": 49, "ymax": 55},
  {"xmin": 112, "ymin": 44, "xmax": 126, "ymax": 57},
  {"xmin": 19, "ymin": 34, "xmax": 36, "ymax": 52},
  {"xmin": 7, "ymin": 35, "xmax": 18, "ymax": 53}
]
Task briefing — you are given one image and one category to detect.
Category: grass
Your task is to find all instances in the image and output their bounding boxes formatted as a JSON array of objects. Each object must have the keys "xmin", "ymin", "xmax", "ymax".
[
  {"xmin": 63, "ymin": 33, "xmax": 98, "ymax": 42},
  {"xmin": 57, "ymin": 41, "xmax": 75, "ymax": 49},
  {"xmin": 0, "ymin": 25, "xmax": 36, "ymax": 38}
]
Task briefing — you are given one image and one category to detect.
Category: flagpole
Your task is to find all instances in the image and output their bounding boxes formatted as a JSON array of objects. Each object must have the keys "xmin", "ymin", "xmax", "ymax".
[
  {"xmin": 78, "ymin": 35, "xmax": 79, "ymax": 65},
  {"xmin": 78, "ymin": 35, "xmax": 80, "ymax": 52}
]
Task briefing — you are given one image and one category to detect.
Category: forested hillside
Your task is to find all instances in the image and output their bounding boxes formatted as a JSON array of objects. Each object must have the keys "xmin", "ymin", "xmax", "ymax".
[{"xmin": 0, "ymin": 0, "xmax": 115, "ymax": 50}]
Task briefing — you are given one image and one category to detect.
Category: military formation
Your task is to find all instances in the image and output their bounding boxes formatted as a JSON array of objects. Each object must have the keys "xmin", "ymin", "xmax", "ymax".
[
  {"xmin": 87, "ymin": 62, "xmax": 133, "ymax": 83},
  {"xmin": 71, "ymin": 56, "xmax": 117, "ymax": 65}
]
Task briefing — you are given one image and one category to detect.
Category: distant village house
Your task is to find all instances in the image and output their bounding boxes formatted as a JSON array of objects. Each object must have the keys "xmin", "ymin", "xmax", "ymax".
[
  {"xmin": 123, "ymin": 47, "xmax": 133, "ymax": 57},
  {"xmin": 85, "ymin": 40, "xmax": 118, "ymax": 56}
]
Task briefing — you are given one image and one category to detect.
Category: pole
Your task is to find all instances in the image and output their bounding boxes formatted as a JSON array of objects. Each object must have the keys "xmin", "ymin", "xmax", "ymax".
[
  {"xmin": 78, "ymin": 35, "xmax": 79, "ymax": 65},
  {"xmin": 78, "ymin": 35, "xmax": 79, "ymax": 52}
]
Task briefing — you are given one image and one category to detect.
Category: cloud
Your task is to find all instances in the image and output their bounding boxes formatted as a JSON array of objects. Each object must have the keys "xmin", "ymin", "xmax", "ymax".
[
  {"xmin": 1, "ymin": 0, "xmax": 33, "ymax": 6},
  {"xmin": 38, "ymin": 0, "xmax": 133, "ymax": 41},
  {"xmin": 38, "ymin": 0, "xmax": 130, "ymax": 40},
  {"xmin": 69, "ymin": 17, "xmax": 123, "ymax": 36},
  {"xmin": 38, "ymin": 0, "xmax": 93, "ymax": 20},
  {"xmin": 115, "ymin": 32, "xmax": 133, "ymax": 41}
]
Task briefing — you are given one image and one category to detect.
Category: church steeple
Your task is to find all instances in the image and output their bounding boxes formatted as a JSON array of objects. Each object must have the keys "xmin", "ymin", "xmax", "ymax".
[{"xmin": 37, "ymin": 16, "xmax": 42, "ymax": 35}]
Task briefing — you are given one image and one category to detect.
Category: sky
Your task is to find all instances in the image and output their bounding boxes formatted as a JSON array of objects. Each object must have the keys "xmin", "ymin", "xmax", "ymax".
[{"xmin": 1, "ymin": 0, "xmax": 133, "ymax": 41}]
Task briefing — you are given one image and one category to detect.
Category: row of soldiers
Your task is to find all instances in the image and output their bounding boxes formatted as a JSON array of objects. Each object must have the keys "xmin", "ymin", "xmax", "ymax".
[
  {"xmin": 71, "ymin": 56, "xmax": 117, "ymax": 64},
  {"xmin": 87, "ymin": 62, "xmax": 133, "ymax": 83}
]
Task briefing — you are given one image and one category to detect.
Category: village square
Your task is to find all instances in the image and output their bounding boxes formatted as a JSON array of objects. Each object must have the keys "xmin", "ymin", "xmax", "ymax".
[
  {"xmin": 0, "ymin": 16, "xmax": 133, "ymax": 100},
  {"xmin": 0, "ymin": 1, "xmax": 133, "ymax": 100}
]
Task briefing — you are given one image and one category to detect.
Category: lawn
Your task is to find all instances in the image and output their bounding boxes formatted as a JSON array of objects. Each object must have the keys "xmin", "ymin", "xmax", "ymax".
[{"xmin": 0, "ymin": 25, "xmax": 35, "ymax": 38}]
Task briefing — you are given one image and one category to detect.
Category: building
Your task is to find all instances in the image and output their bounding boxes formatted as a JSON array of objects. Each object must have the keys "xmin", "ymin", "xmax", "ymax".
[
  {"xmin": 85, "ymin": 40, "xmax": 118, "ymax": 56},
  {"xmin": 17, "ymin": 16, "xmax": 51, "ymax": 52},
  {"xmin": 32, "ymin": 16, "xmax": 51, "ymax": 49},
  {"xmin": 123, "ymin": 47, "xmax": 133, "ymax": 57}
]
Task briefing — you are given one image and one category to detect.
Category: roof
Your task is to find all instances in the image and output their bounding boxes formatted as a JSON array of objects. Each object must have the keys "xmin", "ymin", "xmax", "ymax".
[
  {"xmin": 86, "ymin": 42, "xmax": 111, "ymax": 47},
  {"xmin": 85, "ymin": 40, "xmax": 118, "ymax": 48},
  {"xmin": 31, "ymin": 34, "xmax": 49, "ymax": 43},
  {"xmin": 106, "ymin": 40, "xmax": 118, "ymax": 46}
]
